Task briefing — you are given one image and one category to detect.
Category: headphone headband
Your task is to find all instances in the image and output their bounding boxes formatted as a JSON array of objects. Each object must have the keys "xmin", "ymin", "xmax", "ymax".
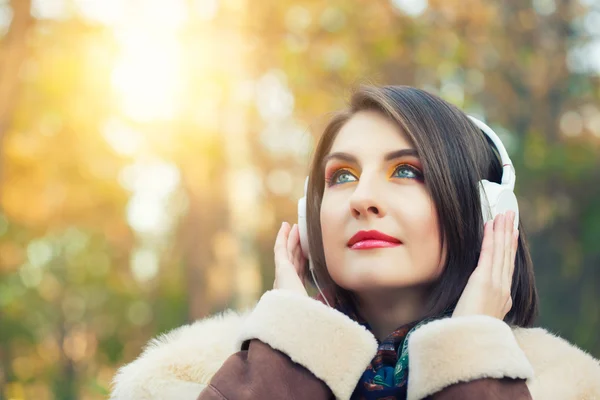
[{"xmin": 467, "ymin": 116, "xmax": 516, "ymax": 191}]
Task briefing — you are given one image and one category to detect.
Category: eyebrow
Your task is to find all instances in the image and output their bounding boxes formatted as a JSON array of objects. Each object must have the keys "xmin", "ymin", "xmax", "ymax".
[{"xmin": 322, "ymin": 148, "xmax": 419, "ymax": 170}]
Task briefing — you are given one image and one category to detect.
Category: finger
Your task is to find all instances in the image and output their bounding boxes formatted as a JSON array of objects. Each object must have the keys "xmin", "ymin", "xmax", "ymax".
[
  {"xmin": 287, "ymin": 224, "xmax": 299, "ymax": 260},
  {"xmin": 293, "ymin": 248, "xmax": 307, "ymax": 282},
  {"xmin": 292, "ymin": 229, "xmax": 308, "ymax": 280},
  {"xmin": 491, "ymin": 213, "xmax": 506, "ymax": 284},
  {"xmin": 508, "ymin": 229, "xmax": 519, "ymax": 287},
  {"xmin": 274, "ymin": 222, "xmax": 291, "ymax": 268},
  {"xmin": 477, "ymin": 220, "xmax": 495, "ymax": 277},
  {"xmin": 503, "ymin": 295, "xmax": 513, "ymax": 316},
  {"xmin": 291, "ymin": 236, "xmax": 301, "ymax": 264},
  {"xmin": 502, "ymin": 211, "xmax": 515, "ymax": 285},
  {"xmin": 292, "ymin": 240, "xmax": 304, "ymax": 267}
]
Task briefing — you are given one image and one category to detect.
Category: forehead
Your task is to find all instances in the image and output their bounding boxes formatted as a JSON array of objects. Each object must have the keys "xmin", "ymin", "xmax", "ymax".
[{"xmin": 329, "ymin": 110, "xmax": 413, "ymax": 155}]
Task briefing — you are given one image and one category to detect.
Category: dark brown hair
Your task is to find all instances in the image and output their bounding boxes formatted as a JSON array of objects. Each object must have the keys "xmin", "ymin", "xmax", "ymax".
[{"xmin": 306, "ymin": 85, "xmax": 538, "ymax": 327}]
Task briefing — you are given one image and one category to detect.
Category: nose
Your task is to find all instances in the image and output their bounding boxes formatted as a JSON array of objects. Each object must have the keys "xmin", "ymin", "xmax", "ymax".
[{"xmin": 349, "ymin": 175, "xmax": 386, "ymax": 219}]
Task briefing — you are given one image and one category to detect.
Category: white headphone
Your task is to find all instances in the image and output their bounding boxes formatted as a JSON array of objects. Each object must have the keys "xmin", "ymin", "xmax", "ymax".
[{"xmin": 297, "ymin": 116, "xmax": 519, "ymax": 306}]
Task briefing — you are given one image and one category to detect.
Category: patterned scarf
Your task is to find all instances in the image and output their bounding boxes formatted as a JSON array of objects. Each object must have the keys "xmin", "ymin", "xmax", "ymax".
[{"xmin": 319, "ymin": 293, "xmax": 449, "ymax": 400}]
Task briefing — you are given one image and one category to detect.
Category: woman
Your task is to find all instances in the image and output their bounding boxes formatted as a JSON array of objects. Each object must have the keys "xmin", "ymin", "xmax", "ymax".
[{"xmin": 111, "ymin": 86, "xmax": 600, "ymax": 400}]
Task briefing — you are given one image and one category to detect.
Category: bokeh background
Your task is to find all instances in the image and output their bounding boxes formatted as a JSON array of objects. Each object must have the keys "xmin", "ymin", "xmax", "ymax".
[{"xmin": 0, "ymin": 0, "xmax": 599, "ymax": 398}]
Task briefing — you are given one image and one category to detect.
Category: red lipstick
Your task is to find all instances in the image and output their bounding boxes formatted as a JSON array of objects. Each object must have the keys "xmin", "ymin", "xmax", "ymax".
[{"xmin": 347, "ymin": 230, "xmax": 402, "ymax": 250}]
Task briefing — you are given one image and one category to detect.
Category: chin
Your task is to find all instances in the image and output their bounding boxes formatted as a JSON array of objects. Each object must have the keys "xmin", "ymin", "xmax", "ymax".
[
  {"xmin": 331, "ymin": 261, "xmax": 439, "ymax": 292},
  {"xmin": 333, "ymin": 271, "xmax": 413, "ymax": 291}
]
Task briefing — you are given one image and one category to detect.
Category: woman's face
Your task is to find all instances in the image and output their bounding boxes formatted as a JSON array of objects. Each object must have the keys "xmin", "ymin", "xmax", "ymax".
[{"xmin": 320, "ymin": 110, "xmax": 445, "ymax": 291}]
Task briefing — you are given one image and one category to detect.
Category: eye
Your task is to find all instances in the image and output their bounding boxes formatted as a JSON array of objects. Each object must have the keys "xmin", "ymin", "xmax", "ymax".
[
  {"xmin": 392, "ymin": 164, "xmax": 423, "ymax": 181},
  {"xmin": 326, "ymin": 169, "xmax": 357, "ymax": 186}
]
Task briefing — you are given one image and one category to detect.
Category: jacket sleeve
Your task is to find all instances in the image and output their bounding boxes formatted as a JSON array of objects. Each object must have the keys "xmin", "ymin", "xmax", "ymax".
[
  {"xmin": 196, "ymin": 339, "xmax": 332, "ymax": 400},
  {"xmin": 198, "ymin": 289, "xmax": 378, "ymax": 400},
  {"xmin": 426, "ymin": 378, "xmax": 531, "ymax": 399},
  {"xmin": 407, "ymin": 316, "xmax": 534, "ymax": 400}
]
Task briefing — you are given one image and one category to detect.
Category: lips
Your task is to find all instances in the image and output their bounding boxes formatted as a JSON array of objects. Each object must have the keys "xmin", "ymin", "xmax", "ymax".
[{"xmin": 347, "ymin": 230, "xmax": 402, "ymax": 250}]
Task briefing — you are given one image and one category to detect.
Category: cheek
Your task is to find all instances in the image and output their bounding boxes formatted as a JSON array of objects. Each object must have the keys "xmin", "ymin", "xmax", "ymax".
[
  {"xmin": 394, "ymin": 188, "xmax": 443, "ymax": 267},
  {"xmin": 319, "ymin": 193, "xmax": 345, "ymax": 243},
  {"xmin": 406, "ymin": 203, "xmax": 444, "ymax": 273},
  {"xmin": 319, "ymin": 197, "xmax": 346, "ymax": 278}
]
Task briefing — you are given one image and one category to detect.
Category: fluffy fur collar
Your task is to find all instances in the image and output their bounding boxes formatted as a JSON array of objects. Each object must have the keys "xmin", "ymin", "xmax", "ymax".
[{"xmin": 111, "ymin": 290, "xmax": 600, "ymax": 400}]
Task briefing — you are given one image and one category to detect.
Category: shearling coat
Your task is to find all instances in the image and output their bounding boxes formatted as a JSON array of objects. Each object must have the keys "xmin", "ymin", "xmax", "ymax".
[{"xmin": 111, "ymin": 290, "xmax": 600, "ymax": 400}]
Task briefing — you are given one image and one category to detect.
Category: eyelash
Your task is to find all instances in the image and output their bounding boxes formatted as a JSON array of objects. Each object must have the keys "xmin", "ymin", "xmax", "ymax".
[{"xmin": 325, "ymin": 164, "xmax": 424, "ymax": 187}]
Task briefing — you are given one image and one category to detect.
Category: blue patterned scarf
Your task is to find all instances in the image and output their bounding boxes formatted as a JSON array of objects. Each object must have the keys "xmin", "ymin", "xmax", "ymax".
[
  {"xmin": 321, "ymin": 293, "xmax": 449, "ymax": 400},
  {"xmin": 350, "ymin": 317, "xmax": 433, "ymax": 400}
]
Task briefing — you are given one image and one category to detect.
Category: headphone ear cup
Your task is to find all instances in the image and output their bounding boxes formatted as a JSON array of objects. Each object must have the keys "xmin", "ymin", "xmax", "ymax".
[
  {"xmin": 479, "ymin": 180, "xmax": 519, "ymax": 230},
  {"xmin": 297, "ymin": 196, "xmax": 309, "ymax": 257},
  {"xmin": 297, "ymin": 177, "xmax": 310, "ymax": 258}
]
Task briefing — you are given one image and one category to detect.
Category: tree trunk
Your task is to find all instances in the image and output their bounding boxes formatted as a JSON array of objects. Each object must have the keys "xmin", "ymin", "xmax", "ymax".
[
  {"xmin": 0, "ymin": 0, "xmax": 33, "ymax": 191},
  {"xmin": 0, "ymin": 2, "xmax": 33, "ymax": 398}
]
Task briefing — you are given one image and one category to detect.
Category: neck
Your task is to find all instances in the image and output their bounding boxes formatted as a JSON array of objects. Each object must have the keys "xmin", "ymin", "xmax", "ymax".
[{"xmin": 354, "ymin": 285, "xmax": 432, "ymax": 342}]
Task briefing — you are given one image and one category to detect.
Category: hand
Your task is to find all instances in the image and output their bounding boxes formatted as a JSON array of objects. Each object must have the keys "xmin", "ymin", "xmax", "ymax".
[
  {"xmin": 453, "ymin": 211, "xmax": 519, "ymax": 320},
  {"xmin": 273, "ymin": 222, "xmax": 309, "ymax": 296}
]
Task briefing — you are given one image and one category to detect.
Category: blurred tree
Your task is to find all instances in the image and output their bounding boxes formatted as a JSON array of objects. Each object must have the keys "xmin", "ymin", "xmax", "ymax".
[
  {"xmin": 0, "ymin": 0, "xmax": 34, "ymax": 395},
  {"xmin": 0, "ymin": 0, "xmax": 32, "ymax": 149},
  {"xmin": 0, "ymin": 5, "xmax": 138, "ymax": 398}
]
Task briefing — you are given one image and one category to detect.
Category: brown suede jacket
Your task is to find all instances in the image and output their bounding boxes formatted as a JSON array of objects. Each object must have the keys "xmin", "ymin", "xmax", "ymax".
[{"xmin": 111, "ymin": 290, "xmax": 600, "ymax": 400}]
